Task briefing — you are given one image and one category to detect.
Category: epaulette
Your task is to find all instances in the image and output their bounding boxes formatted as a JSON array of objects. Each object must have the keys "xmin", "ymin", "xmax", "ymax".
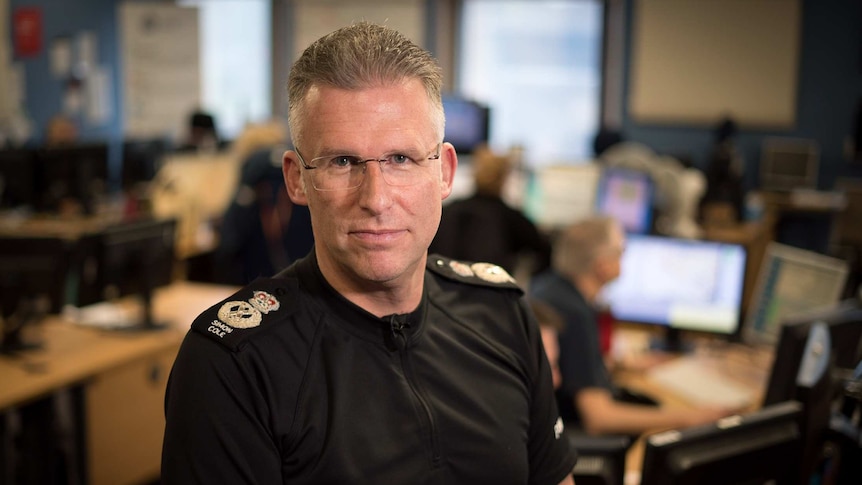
[
  {"xmin": 190, "ymin": 277, "xmax": 299, "ymax": 351},
  {"xmin": 427, "ymin": 254, "xmax": 523, "ymax": 294}
]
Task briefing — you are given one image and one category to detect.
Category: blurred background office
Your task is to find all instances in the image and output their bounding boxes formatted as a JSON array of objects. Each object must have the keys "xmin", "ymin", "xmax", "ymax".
[{"xmin": 1, "ymin": 1, "xmax": 862, "ymax": 484}]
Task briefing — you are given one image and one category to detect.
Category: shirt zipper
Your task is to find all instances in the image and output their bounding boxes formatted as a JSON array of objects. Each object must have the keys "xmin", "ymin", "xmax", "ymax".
[{"xmin": 390, "ymin": 316, "xmax": 442, "ymax": 467}]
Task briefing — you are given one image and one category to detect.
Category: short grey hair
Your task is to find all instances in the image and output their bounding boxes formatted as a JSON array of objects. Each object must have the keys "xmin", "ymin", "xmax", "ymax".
[
  {"xmin": 552, "ymin": 216, "xmax": 618, "ymax": 277},
  {"xmin": 287, "ymin": 21, "xmax": 445, "ymax": 148}
]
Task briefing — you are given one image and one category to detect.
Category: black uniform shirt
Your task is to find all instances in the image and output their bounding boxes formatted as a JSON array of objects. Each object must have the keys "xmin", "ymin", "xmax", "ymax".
[
  {"xmin": 161, "ymin": 252, "xmax": 576, "ymax": 484},
  {"xmin": 530, "ymin": 269, "xmax": 615, "ymax": 426}
]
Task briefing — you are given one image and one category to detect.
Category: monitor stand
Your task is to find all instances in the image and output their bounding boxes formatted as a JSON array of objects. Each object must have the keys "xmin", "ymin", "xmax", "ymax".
[
  {"xmin": 649, "ymin": 327, "xmax": 694, "ymax": 354},
  {"xmin": 0, "ymin": 301, "xmax": 45, "ymax": 355},
  {"xmin": 113, "ymin": 286, "xmax": 170, "ymax": 333}
]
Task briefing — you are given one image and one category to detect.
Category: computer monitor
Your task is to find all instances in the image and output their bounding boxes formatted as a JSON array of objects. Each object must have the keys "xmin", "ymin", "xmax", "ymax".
[
  {"xmin": 37, "ymin": 142, "xmax": 110, "ymax": 214},
  {"xmin": 599, "ymin": 235, "xmax": 747, "ymax": 351},
  {"xmin": 524, "ymin": 163, "xmax": 602, "ymax": 231},
  {"xmin": 568, "ymin": 431, "xmax": 629, "ymax": 485},
  {"xmin": 759, "ymin": 137, "xmax": 819, "ymax": 191},
  {"xmin": 442, "ymin": 94, "xmax": 490, "ymax": 155},
  {"xmin": 763, "ymin": 299, "xmax": 862, "ymax": 406},
  {"xmin": 121, "ymin": 138, "xmax": 170, "ymax": 190},
  {"xmin": 76, "ymin": 217, "xmax": 178, "ymax": 331},
  {"xmin": 594, "ymin": 167, "xmax": 653, "ymax": 235},
  {"xmin": 0, "ymin": 236, "xmax": 74, "ymax": 353},
  {"xmin": 760, "ymin": 315, "xmax": 859, "ymax": 482},
  {"xmin": 743, "ymin": 242, "xmax": 849, "ymax": 346},
  {"xmin": 0, "ymin": 148, "xmax": 38, "ymax": 210},
  {"xmin": 640, "ymin": 400, "xmax": 803, "ymax": 485}
]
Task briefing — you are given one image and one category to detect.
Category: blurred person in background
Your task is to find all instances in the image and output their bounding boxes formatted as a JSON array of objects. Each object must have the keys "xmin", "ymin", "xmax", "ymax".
[
  {"xmin": 430, "ymin": 144, "xmax": 551, "ymax": 277},
  {"xmin": 530, "ymin": 216, "xmax": 738, "ymax": 436}
]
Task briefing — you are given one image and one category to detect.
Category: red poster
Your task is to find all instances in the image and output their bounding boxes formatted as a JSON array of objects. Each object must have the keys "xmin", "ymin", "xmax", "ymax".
[{"xmin": 13, "ymin": 7, "xmax": 43, "ymax": 58}]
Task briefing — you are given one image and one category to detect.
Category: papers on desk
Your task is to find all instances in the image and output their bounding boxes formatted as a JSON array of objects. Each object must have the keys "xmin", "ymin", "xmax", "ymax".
[
  {"xmin": 62, "ymin": 302, "xmax": 142, "ymax": 330},
  {"xmin": 647, "ymin": 356, "xmax": 756, "ymax": 410}
]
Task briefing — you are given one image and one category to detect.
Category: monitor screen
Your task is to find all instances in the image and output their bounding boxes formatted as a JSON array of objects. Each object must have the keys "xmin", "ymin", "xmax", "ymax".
[
  {"xmin": 37, "ymin": 142, "xmax": 110, "ymax": 214},
  {"xmin": 0, "ymin": 236, "xmax": 75, "ymax": 353},
  {"xmin": 743, "ymin": 242, "xmax": 849, "ymax": 346},
  {"xmin": 759, "ymin": 316, "xmax": 858, "ymax": 481},
  {"xmin": 442, "ymin": 95, "xmax": 490, "ymax": 155},
  {"xmin": 122, "ymin": 138, "xmax": 170, "ymax": 189},
  {"xmin": 600, "ymin": 234, "xmax": 747, "ymax": 336},
  {"xmin": 760, "ymin": 137, "xmax": 819, "ymax": 191},
  {"xmin": 76, "ymin": 217, "xmax": 177, "ymax": 330},
  {"xmin": 0, "ymin": 148, "xmax": 38, "ymax": 210},
  {"xmin": 594, "ymin": 167, "xmax": 653, "ymax": 235},
  {"xmin": 640, "ymin": 400, "xmax": 803, "ymax": 485},
  {"xmin": 763, "ymin": 299, "xmax": 862, "ymax": 406},
  {"xmin": 0, "ymin": 236, "xmax": 73, "ymax": 315},
  {"xmin": 524, "ymin": 163, "xmax": 602, "ymax": 230}
]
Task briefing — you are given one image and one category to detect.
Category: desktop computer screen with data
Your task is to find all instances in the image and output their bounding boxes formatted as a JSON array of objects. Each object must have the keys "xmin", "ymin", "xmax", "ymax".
[
  {"xmin": 599, "ymin": 235, "xmax": 747, "ymax": 341},
  {"xmin": 743, "ymin": 242, "xmax": 849, "ymax": 346}
]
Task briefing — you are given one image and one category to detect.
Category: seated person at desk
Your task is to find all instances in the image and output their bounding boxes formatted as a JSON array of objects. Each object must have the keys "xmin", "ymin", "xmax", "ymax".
[
  {"xmin": 214, "ymin": 143, "xmax": 313, "ymax": 285},
  {"xmin": 429, "ymin": 144, "xmax": 551, "ymax": 277},
  {"xmin": 530, "ymin": 216, "xmax": 735, "ymax": 436}
]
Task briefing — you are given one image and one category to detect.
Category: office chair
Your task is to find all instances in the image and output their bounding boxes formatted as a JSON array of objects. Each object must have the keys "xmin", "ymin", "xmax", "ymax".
[{"xmin": 567, "ymin": 429, "xmax": 631, "ymax": 485}]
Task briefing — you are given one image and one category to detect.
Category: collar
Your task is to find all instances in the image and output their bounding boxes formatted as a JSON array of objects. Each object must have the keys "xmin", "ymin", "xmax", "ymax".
[{"xmin": 290, "ymin": 252, "xmax": 427, "ymax": 350}]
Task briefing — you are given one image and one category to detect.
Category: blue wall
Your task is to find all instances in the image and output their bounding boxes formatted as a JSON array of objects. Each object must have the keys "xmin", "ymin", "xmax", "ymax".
[
  {"xmin": 620, "ymin": 0, "xmax": 862, "ymax": 191},
  {"xmin": 10, "ymin": 0, "xmax": 122, "ymax": 140},
  {"xmin": 9, "ymin": 0, "xmax": 124, "ymax": 179}
]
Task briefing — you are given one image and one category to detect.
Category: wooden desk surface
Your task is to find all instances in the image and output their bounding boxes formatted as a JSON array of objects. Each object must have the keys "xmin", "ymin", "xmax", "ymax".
[
  {"xmin": 0, "ymin": 281, "xmax": 237, "ymax": 411},
  {"xmin": 608, "ymin": 326, "xmax": 774, "ymax": 484},
  {"xmin": 0, "ymin": 212, "xmax": 121, "ymax": 239}
]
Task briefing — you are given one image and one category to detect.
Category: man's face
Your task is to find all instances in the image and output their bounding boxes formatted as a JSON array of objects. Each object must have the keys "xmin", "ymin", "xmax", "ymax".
[
  {"xmin": 283, "ymin": 80, "xmax": 456, "ymax": 292},
  {"xmin": 595, "ymin": 222, "xmax": 626, "ymax": 286}
]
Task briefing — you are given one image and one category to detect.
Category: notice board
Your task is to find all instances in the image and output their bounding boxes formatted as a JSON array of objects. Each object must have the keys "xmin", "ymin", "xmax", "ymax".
[
  {"xmin": 120, "ymin": 2, "xmax": 200, "ymax": 138},
  {"xmin": 628, "ymin": 0, "xmax": 801, "ymax": 128}
]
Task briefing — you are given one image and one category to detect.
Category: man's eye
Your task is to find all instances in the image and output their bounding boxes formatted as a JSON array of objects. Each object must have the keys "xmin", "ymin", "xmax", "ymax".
[
  {"xmin": 389, "ymin": 154, "xmax": 413, "ymax": 166},
  {"xmin": 330, "ymin": 156, "xmax": 357, "ymax": 168}
]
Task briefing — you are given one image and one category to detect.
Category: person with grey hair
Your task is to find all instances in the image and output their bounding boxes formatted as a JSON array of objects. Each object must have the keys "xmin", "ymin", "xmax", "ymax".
[
  {"xmin": 162, "ymin": 22, "xmax": 576, "ymax": 484},
  {"xmin": 530, "ymin": 216, "xmax": 737, "ymax": 437}
]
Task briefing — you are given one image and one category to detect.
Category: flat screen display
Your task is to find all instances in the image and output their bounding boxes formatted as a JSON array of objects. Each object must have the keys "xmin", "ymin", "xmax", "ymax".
[
  {"xmin": 599, "ymin": 234, "xmax": 747, "ymax": 335},
  {"xmin": 594, "ymin": 167, "xmax": 653, "ymax": 235},
  {"xmin": 744, "ymin": 242, "xmax": 849, "ymax": 346},
  {"xmin": 442, "ymin": 95, "xmax": 490, "ymax": 155}
]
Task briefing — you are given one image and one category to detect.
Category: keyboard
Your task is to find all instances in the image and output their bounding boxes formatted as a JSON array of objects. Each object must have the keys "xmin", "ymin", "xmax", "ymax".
[{"xmin": 647, "ymin": 356, "xmax": 756, "ymax": 409}]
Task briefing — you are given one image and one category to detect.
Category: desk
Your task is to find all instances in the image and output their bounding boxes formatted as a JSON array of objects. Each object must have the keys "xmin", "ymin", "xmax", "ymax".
[
  {"xmin": 608, "ymin": 325, "xmax": 773, "ymax": 484},
  {"xmin": 0, "ymin": 281, "xmax": 237, "ymax": 485},
  {"xmin": 0, "ymin": 212, "xmax": 121, "ymax": 240}
]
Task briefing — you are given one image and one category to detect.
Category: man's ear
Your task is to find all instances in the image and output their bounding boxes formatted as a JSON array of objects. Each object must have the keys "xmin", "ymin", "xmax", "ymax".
[
  {"xmin": 439, "ymin": 142, "xmax": 458, "ymax": 200},
  {"xmin": 283, "ymin": 150, "xmax": 309, "ymax": 205}
]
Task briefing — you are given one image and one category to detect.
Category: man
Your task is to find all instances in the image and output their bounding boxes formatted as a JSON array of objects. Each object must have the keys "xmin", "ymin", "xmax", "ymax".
[
  {"xmin": 430, "ymin": 144, "xmax": 551, "ymax": 277},
  {"xmin": 530, "ymin": 216, "xmax": 735, "ymax": 436},
  {"xmin": 161, "ymin": 22, "xmax": 576, "ymax": 484}
]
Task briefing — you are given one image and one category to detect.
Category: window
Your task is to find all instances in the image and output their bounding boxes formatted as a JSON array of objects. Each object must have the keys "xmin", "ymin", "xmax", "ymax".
[
  {"xmin": 458, "ymin": 0, "xmax": 603, "ymax": 167},
  {"xmin": 182, "ymin": 0, "xmax": 272, "ymax": 140}
]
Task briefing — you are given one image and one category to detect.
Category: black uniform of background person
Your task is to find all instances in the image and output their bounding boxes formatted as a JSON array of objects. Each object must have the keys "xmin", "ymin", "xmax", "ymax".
[
  {"xmin": 430, "ymin": 145, "xmax": 551, "ymax": 276},
  {"xmin": 530, "ymin": 269, "xmax": 614, "ymax": 426},
  {"xmin": 162, "ymin": 21, "xmax": 575, "ymax": 485},
  {"xmin": 214, "ymin": 146, "xmax": 314, "ymax": 285}
]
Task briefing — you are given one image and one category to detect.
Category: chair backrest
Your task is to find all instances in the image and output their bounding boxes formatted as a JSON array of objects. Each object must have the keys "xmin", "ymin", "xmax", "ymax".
[{"xmin": 567, "ymin": 430, "xmax": 630, "ymax": 485}]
